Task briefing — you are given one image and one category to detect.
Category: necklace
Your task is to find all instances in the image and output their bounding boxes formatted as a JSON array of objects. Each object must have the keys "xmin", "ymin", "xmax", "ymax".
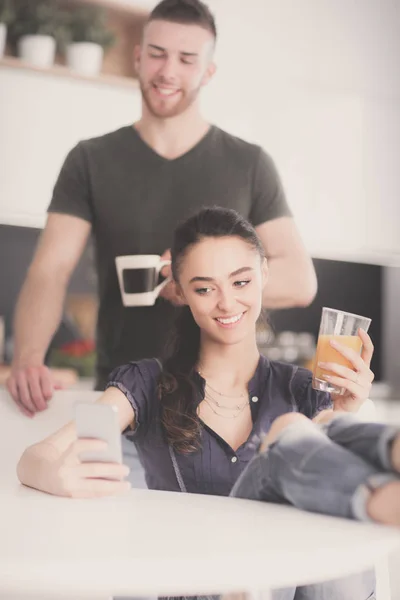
[
  {"xmin": 202, "ymin": 396, "xmax": 249, "ymax": 419},
  {"xmin": 206, "ymin": 380, "xmax": 245, "ymax": 399},
  {"xmin": 205, "ymin": 387, "xmax": 249, "ymax": 412},
  {"xmin": 198, "ymin": 368, "xmax": 246, "ymax": 399}
]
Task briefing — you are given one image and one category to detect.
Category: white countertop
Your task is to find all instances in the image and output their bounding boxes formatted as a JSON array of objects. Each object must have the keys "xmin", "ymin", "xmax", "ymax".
[{"xmin": 0, "ymin": 389, "xmax": 399, "ymax": 599}]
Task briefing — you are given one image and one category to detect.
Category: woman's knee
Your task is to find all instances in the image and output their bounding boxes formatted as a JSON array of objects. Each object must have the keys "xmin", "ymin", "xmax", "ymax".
[{"xmin": 261, "ymin": 413, "xmax": 311, "ymax": 452}]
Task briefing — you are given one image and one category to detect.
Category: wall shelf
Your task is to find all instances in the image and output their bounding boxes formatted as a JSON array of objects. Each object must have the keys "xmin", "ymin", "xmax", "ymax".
[
  {"xmin": 67, "ymin": 0, "xmax": 152, "ymax": 18},
  {"xmin": 0, "ymin": 55, "xmax": 139, "ymax": 90},
  {"xmin": 2, "ymin": 0, "xmax": 150, "ymax": 81}
]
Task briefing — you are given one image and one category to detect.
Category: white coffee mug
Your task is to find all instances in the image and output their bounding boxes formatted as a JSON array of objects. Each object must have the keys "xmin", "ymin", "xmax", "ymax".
[{"xmin": 115, "ymin": 255, "xmax": 172, "ymax": 307}]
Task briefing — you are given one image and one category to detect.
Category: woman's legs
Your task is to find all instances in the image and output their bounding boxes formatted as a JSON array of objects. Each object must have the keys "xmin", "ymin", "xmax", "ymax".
[
  {"xmin": 231, "ymin": 413, "xmax": 400, "ymax": 524},
  {"xmin": 319, "ymin": 412, "xmax": 400, "ymax": 473},
  {"xmin": 392, "ymin": 435, "xmax": 400, "ymax": 471},
  {"xmin": 312, "ymin": 413, "xmax": 400, "ymax": 526},
  {"xmin": 230, "ymin": 414, "xmax": 383, "ymax": 600},
  {"xmin": 367, "ymin": 480, "xmax": 400, "ymax": 525}
]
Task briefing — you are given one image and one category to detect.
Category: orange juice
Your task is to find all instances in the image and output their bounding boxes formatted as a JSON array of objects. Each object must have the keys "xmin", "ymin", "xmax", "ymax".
[{"xmin": 314, "ymin": 334, "xmax": 362, "ymax": 382}]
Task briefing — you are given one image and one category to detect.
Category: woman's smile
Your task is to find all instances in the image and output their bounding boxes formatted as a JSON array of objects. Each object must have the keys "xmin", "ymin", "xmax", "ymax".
[{"xmin": 214, "ymin": 311, "xmax": 246, "ymax": 328}]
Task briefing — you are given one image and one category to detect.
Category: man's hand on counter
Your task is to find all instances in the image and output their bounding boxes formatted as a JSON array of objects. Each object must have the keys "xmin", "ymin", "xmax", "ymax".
[{"xmin": 6, "ymin": 364, "xmax": 63, "ymax": 418}]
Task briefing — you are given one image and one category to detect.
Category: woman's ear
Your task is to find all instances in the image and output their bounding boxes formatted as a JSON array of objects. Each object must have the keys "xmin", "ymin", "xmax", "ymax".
[
  {"xmin": 175, "ymin": 282, "xmax": 188, "ymax": 305},
  {"xmin": 262, "ymin": 258, "xmax": 269, "ymax": 289}
]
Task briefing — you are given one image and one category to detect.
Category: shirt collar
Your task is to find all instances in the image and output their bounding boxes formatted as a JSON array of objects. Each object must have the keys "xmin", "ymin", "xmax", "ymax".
[{"xmin": 193, "ymin": 354, "xmax": 270, "ymax": 402}]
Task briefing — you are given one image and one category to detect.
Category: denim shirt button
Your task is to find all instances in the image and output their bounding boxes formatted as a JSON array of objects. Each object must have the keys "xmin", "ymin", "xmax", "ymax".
[
  {"xmin": 251, "ymin": 396, "xmax": 259, "ymax": 403},
  {"xmin": 231, "ymin": 456, "xmax": 238, "ymax": 463}
]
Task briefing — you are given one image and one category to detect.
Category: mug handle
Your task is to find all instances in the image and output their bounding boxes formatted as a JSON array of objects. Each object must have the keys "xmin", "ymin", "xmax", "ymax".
[{"xmin": 154, "ymin": 259, "xmax": 172, "ymax": 297}]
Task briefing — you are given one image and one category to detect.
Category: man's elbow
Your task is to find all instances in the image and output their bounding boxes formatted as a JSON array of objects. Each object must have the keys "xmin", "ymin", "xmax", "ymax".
[{"xmin": 293, "ymin": 270, "xmax": 318, "ymax": 307}]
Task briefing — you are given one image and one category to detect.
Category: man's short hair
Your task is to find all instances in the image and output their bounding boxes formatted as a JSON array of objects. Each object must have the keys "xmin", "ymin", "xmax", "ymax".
[{"xmin": 147, "ymin": 0, "xmax": 217, "ymax": 40}]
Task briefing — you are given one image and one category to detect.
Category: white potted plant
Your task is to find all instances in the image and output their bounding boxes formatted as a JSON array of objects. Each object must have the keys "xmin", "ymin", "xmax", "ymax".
[
  {"xmin": 0, "ymin": 0, "xmax": 14, "ymax": 59},
  {"xmin": 8, "ymin": 0, "xmax": 66, "ymax": 68},
  {"xmin": 64, "ymin": 7, "xmax": 115, "ymax": 77}
]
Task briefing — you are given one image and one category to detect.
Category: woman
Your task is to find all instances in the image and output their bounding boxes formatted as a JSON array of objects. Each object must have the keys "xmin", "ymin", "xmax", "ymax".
[{"xmin": 17, "ymin": 207, "xmax": 399, "ymax": 600}]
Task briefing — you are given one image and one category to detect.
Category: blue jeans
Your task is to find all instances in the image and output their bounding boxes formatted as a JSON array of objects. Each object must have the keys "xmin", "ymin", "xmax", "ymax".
[{"xmin": 231, "ymin": 414, "xmax": 400, "ymax": 600}]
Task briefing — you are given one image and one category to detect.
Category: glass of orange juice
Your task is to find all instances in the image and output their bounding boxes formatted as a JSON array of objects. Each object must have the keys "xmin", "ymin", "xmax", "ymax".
[{"xmin": 312, "ymin": 307, "xmax": 371, "ymax": 395}]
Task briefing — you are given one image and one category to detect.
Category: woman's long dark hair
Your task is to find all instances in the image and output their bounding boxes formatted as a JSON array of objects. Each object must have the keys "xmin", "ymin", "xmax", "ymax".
[{"xmin": 159, "ymin": 207, "xmax": 265, "ymax": 454}]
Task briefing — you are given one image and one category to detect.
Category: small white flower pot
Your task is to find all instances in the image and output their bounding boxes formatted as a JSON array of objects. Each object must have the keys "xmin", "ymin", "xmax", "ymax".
[
  {"xmin": 18, "ymin": 34, "xmax": 56, "ymax": 68},
  {"xmin": 0, "ymin": 23, "xmax": 7, "ymax": 59},
  {"xmin": 66, "ymin": 42, "xmax": 104, "ymax": 77}
]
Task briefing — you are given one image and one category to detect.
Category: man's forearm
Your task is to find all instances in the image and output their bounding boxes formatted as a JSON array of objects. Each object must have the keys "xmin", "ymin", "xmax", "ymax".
[
  {"xmin": 262, "ymin": 255, "xmax": 317, "ymax": 309},
  {"xmin": 13, "ymin": 272, "xmax": 67, "ymax": 367}
]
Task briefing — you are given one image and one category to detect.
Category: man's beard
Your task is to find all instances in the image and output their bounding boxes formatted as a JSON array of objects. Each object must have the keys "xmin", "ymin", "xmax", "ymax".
[{"xmin": 140, "ymin": 80, "xmax": 200, "ymax": 119}]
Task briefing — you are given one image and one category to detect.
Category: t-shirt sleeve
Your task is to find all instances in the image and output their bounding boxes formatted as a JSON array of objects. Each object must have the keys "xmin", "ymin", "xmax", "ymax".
[
  {"xmin": 292, "ymin": 367, "xmax": 332, "ymax": 419},
  {"xmin": 249, "ymin": 148, "xmax": 292, "ymax": 227},
  {"xmin": 105, "ymin": 360, "xmax": 159, "ymax": 438},
  {"xmin": 47, "ymin": 142, "xmax": 94, "ymax": 223}
]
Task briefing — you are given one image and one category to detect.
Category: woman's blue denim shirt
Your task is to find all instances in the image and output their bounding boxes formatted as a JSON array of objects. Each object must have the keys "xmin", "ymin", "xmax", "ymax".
[{"xmin": 107, "ymin": 355, "xmax": 331, "ymax": 496}]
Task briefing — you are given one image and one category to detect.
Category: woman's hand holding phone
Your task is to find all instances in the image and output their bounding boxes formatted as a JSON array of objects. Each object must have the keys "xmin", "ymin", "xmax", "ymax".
[
  {"xmin": 39, "ymin": 402, "xmax": 131, "ymax": 498},
  {"xmin": 45, "ymin": 437, "xmax": 131, "ymax": 498}
]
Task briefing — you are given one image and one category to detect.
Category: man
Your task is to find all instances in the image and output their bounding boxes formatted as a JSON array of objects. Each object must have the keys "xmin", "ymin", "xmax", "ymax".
[{"xmin": 7, "ymin": 0, "xmax": 317, "ymax": 417}]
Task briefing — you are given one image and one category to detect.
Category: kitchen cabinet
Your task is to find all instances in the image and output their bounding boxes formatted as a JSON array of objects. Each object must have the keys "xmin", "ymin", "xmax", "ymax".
[
  {"xmin": 362, "ymin": 99, "xmax": 400, "ymax": 259},
  {"xmin": 254, "ymin": 86, "xmax": 366, "ymax": 260},
  {"xmin": 0, "ymin": 67, "xmax": 140, "ymax": 228}
]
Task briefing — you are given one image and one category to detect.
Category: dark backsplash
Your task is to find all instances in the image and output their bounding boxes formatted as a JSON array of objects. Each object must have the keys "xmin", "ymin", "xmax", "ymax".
[
  {"xmin": 0, "ymin": 224, "xmax": 97, "ymax": 348},
  {"xmin": 0, "ymin": 224, "xmax": 382, "ymax": 380},
  {"xmin": 269, "ymin": 258, "xmax": 382, "ymax": 380}
]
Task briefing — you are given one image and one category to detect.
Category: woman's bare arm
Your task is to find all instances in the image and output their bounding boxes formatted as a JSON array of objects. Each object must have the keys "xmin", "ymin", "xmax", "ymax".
[{"xmin": 17, "ymin": 387, "xmax": 134, "ymax": 496}]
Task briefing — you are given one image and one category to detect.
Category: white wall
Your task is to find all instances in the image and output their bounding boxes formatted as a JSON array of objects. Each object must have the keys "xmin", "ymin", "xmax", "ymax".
[
  {"xmin": 0, "ymin": 69, "xmax": 141, "ymax": 227},
  {"xmin": 202, "ymin": 0, "xmax": 400, "ymax": 262},
  {"xmin": 1, "ymin": 0, "xmax": 400, "ymax": 263}
]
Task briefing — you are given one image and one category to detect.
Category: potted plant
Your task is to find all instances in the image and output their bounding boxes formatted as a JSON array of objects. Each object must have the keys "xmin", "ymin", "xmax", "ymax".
[
  {"xmin": 64, "ymin": 7, "xmax": 116, "ymax": 77},
  {"xmin": 49, "ymin": 339, "xmax": 96, "ymax": 378},
  {"xmin": 8, "ymin": 0, "xmax": 67, "ymax": 68},
  {"xmin": 0, "ymin": 0, "xmax": 14, "ymax": 59}
]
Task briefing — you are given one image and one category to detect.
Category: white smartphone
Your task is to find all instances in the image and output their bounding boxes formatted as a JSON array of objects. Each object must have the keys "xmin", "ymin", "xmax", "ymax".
[{"xmin": 74, "ymin": 402, "xmax": 123, "ymax": 464}]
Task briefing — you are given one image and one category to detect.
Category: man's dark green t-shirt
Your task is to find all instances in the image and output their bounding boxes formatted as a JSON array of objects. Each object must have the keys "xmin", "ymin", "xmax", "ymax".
[{"xmin": 48, "ymin": 125, "xmax": 291, "ymax": 375}]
